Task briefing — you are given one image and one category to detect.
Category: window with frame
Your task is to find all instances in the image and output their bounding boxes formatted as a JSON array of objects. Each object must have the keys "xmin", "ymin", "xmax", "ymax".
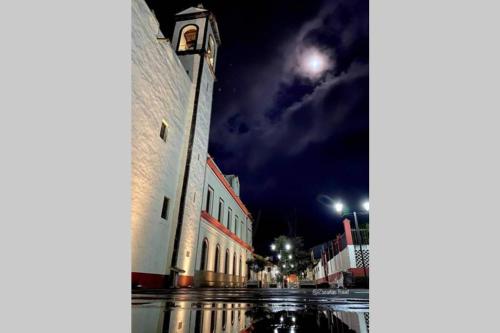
[
  {"xmin": 178, "ymin": 25, "xmax": 198, "ymax": 51},
  {"xmin": 232, "ymin": 253, "xmax": 237, "ymax": 275},
  {"xmin": 161, "ymin": 197, "xmax": 169, "ymax": 220},
  {"xmin": 214, "ymin": 244, "xmax": 220, "ymax": 273},
  {"xmin": 159, "ymin": 120, "xmax": 168, "ymax": 141},
  {"xmin": 234, "ymin": 215, "xmax": 238, "ymax": 235},
  {"xmin": 200, "ymin": 238, "xmax": 209, "ymax": 270},
  {"xmin": 217, "ymin": 198, "xmax": 224, "ymax": 223},
  {"xmin": 206, "ymin": 186, "xmax": 214, "ymax": 214},
  {"xmin": 224, "ymin": 249, "xmax": 229, "ymax": 274},
  {"xmin": 227, "ymin": 208, "xmax": 232, "ymax": 231}
]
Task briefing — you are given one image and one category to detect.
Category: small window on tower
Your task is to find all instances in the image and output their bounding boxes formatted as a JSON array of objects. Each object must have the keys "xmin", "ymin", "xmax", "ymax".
[
  {"xmin": 161, "ymin": 197, "xmax": 170, "ymax": 220},
  {"xmin": 178, "ymin": 25, "xmax": 198, "ymax": 51},
  {"xmin": 207, "ymin": 35, "xmax": 216, "ymax": 68},
  {"xmin": 160, "ymin": 120, "xmax": 168, "ymax": 141}
]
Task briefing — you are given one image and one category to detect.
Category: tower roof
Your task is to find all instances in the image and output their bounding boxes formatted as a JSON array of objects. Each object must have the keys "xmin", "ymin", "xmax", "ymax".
[{"xmin": 176, "ymin": 6, "xmax": 208, "ymax": 16}]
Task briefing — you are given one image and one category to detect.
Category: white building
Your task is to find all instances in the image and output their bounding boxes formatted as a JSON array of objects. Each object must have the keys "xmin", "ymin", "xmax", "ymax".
[
  {"xmin": 132, "ymin": 0, "xmax": 252, "ymax": 288},
  {"xmin": 195, "ymin": 156, "xmax": 253, "ymax": 287}
]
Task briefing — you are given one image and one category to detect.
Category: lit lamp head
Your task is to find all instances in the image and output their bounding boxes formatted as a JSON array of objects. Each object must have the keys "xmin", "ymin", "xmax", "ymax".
[
  {"xmin": 334, "ymin": 201, "xmax": 344, "ymax": 214},
  {"xmin": 277, "ymin": 254, "xmax": 282, "ymax": 259},
  {"xmin": 288, "ymin": 254, "xmax": 292, "ymax": 259},
  {"xmin": 270, "ymin": 244, "xmax": 276, "ymax": 251},
  {"xmin": 363, "ymin": 200, "xmax": 369, "ymax": 212},
  {"xmin": 285, "ymin": 243, "xmax": 292, "ymax": 251}
]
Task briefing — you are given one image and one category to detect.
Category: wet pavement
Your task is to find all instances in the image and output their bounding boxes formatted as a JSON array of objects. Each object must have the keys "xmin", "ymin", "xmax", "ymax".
[{"xmin": 132, "ymin": 288, "xmax": 369, "ymax": 332}]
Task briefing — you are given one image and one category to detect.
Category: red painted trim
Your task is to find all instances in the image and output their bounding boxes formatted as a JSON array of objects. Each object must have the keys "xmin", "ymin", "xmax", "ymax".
[
  {"xmin": 132, "ymin": 272, "xmax": 167, "ymax": 289},
  {"xmin": 206, "ymin": 157, "xmax": 251, "ymax": 218},
  {"xmin": 343, "ymin": 219, "xmax": 353, "ymax": 245},
  {"xmin": 348, "ymin": 267, "xmax": 369, "ymax": 277},
  {"xmin": 201, "ymin": 210, "xmax": 254, "ymax": 252},
  {"xmin": 178, "ymin": 275, "xmax": 194, "ymax": 287}
]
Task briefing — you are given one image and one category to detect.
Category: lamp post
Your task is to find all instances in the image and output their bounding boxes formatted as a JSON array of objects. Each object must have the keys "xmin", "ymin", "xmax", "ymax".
[
  {"xmin": 333, "ymin": 200, "xmax": 369, "ymax": 283},
  {"xmin": 271, "ymin": 241, "xmax": 293, "ymax": 288}
]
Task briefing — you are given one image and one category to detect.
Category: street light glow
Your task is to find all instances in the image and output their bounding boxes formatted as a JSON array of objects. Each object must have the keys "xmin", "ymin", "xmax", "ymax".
[
  {"xmin": 270, "ymin": 244, "xmax": 276, "ymax": 251},
  {"xmin": 282, "ymin": 264, "xmax": 286, "ymax": 268},
  {"xmin": 363, "ymin": 201, "xmax": 369, "ymax": 211},
  {"xmin": 334, "ymin": 201, "xmax": 343, "ymax": 214},
  {"xmin": 277, "ymin": 254, "xmax": 282, "ymax": 259},
  {"xmin": 285, "ymin": 243, "xmax": 291, "ymax": 251},
  {"xmin": 291, "ymin": 264, "xmax": 294, "ymax": 268},
  {"xmin": 288, "ymin": 254, "xmax": 292, "ymax": 259}
]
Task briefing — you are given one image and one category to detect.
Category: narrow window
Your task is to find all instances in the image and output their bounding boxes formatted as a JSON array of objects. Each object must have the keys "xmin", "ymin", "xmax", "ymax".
[
  {"xmin": 159, "ymin": 120, "xmax": 168, "ymax": 141},
  {"xmin": 214, "ymin": 244, "xmax": 220, "ymax": 273},
  {"xmin": 232, "ymin": 253, "xmax": 237, "ymax": 275},
  {"xmin": 224, "ymin": 249, "xmax": 229, "ymax": 274},
  {"xmin": 206, "ymin": 187, "xmax": 214, "ymax": 214},
  {"xmin": 239, "ymin": 256, "xmax": 242, "ymax": 276},
  {"xmin": 200, "ymin": 238, "xmax": 209, "ymax": 270},
  {"xmin": 161, "ymin": 197, "xmax": 169, "ymax": 220},
  {"xmin": 240, "ymin": 221, "xmax": 244, "ymax": 239},
  {"xmin": 234, "ymin": 215, "xmax": 238, "ymax": 234},
  {"xmin": 218, "ymin": 199, "xmax": 224, "ymax": 223},
  {"xmin": 227, "ymin": 208, "xmax": 232, "ymax": 230},
  {"xmin": 207, "ymin": 35, "xmax": 216, "ymax": 68}
]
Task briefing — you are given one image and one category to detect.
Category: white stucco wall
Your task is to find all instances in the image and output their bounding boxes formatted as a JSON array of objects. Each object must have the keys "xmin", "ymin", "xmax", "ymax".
[{"xmin": 131, "ymin": 0, "xmax": 193, "ymax": 276}]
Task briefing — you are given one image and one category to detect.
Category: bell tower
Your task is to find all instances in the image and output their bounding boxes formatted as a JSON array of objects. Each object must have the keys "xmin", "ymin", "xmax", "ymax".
[
  {"xmin": 171, "ymin": 4, "xmax": 220, "ymax": 80},
  {"xmin": 168, "ymin": 4, "xmax": 221, "ymax": 287}
]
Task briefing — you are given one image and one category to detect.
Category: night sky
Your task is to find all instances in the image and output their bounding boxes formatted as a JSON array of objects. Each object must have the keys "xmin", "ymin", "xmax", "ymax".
[{"xmin": 146, "ymin": 0, "xmax": 369, "ymax": 254}]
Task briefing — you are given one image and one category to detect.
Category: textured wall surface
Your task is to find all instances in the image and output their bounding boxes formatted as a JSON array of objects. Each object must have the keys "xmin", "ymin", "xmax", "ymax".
[{"xmin": 131, "ymin": 0, "xmax": 193, "ymax": 276}]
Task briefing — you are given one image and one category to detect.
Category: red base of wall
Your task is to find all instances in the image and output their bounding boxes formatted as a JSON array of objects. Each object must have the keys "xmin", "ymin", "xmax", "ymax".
[
  {"xmin": 315, "ymin": 268, "xmax": 370, "ymax": 285},
  {"xmin": 132, "ymin": 272, "xmax": 167, "ymax": 289},
  {"xmin": 132, "ymin": 272, "xmax": 195, "ymax": 289},
  {"xmin": 178, "ymin": 275, "xmax": 194, "ymax": 287}
]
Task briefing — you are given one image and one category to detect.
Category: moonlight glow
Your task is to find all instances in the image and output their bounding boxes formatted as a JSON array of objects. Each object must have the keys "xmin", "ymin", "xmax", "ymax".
[{"xmin": 297, "ymin": 48, "xmax": 330, "ymax": 79}]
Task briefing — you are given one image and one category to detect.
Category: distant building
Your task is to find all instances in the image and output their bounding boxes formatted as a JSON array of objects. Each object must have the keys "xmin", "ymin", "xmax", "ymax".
[
  {"xmin": 311, "ymin": 219, "xmax": 369, "ymax": 288},
  {"xmin": 132, "ymin": 0, "xmax": 252, "ymax": 288},
  {"xmin": 195, "ymin": 156, "xmax": 253, "ymax": 287}
]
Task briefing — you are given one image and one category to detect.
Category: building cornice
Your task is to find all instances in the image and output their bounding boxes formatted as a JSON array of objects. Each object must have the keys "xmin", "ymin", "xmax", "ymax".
[{"xmin": 206, "ymin": 157, "xmax": 252, "ymax": 219}]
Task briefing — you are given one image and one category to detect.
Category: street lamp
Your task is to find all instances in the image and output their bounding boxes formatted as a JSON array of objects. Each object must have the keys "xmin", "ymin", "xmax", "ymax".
[
  {"xmin": 334, "ymin": 201, "xmax": 343, "ymax": 214},
  {"xmin": 288, "ymin": 254, "xmax": 292, "ymax": 259},
  {"xmin": 332, "ymin": 199, "xmax": 369, "ymax": 282},
  {"xmin": 317, "ymin": 195, "xmax": 369, "ymax": 284},
  {"xmin": 277, "ymin": 254, "xmax": 282, "ymax": 260},
  {"xmin": 271, "ymin": 244, "xmax": 276, "ymax": 251}
]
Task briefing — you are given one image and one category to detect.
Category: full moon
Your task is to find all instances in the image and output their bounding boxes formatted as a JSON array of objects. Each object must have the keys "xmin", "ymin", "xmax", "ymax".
[{"xmin": 298, "ymin": 48, "xmax": 330, "ymax": 79}]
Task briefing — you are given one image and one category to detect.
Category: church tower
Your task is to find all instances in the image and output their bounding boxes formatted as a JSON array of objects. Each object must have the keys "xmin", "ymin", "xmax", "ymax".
[{"xmin": 169, "ymin": 4, "xmax": 221, "ymax": 287}]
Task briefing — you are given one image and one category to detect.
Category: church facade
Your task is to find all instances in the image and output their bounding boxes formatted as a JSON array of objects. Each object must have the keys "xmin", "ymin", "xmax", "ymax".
[{"xmin": 132, "ymin": 0, "xmax": 253, "ymax": 288}]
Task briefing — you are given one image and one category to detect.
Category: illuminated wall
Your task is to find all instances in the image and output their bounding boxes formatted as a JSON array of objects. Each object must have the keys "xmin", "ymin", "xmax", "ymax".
[{"xmin": 132, "ymin": 0, "xmax": 194, "ymax": 283}]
